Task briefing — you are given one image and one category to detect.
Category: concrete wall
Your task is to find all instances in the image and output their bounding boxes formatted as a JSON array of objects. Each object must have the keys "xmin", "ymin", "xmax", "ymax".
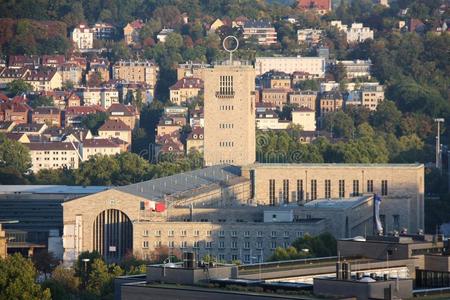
[{"xmin": 146, "ymin": 266, "xmax": 236, "ymax": 285}]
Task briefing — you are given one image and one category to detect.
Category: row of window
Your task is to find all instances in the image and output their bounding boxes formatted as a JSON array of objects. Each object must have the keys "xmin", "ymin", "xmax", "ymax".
[
  {"xmin": 219, "ymin": 141, "xmax": 234, "ymax": 147},
  {"xmin": 269, "ymin": 179, "xmax": 389, "ymax": 204},
  {"xmin": 219, "ymin": 123, "xmax": 234, "ymax": 129},
  {"xmin": 143, "ymin": 240, "xmax": 288, "ymax": 250},
  {"xmin": 219, "ymin": 105, "xmax": 235, "ymax": 110},
  {"xmin": 143, "ymin": 229, "xmax": 302, "ymax": 238}
]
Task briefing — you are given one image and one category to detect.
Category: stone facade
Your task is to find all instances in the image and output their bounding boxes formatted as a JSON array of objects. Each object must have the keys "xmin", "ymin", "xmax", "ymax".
[
  {"xmin": 0, "ymin": 224, "xmax": 6, "ymax": 259},
  {"xmin": 241, "ymin": 163, "xmax": 425, "ymax": 234},
  {"xmin": 204, "ymin": 62, "xmax": 256, "ymax": 166}
]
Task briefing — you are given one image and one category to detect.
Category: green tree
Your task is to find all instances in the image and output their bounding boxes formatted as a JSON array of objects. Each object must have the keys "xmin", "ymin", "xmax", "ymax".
[
  {"xmin": 29, "ymin": 95, "xmax": 53, "ymax": 108},
  {"xmin": 6, "ymin": 79, "xmax": 33, "ymax": 95},
  {"xmin": 291, "ymin": 233, "xmax": 337, "ymax": 258},
  {"xmin": 370, "ymin": 100, "xmax": 401, "ymax": 134},
  {"xmin": 32, "ymin": 250, "xmax": 58, "ymax": 279},
  {"xmin": 75, "ymin": 155, "xmax": 120, "ymax": 186},
  {"xmin": 81, "ymin": 112, "xmax": 108, "ymax": 135},
  {"xmin": 0, "ymin": 133, "xmax": 31, "ymax": 174},
  {"xmin": 322, "ymin": 111, "xmax": 355, "ymax": 139},
  {"xmin": 0, "ymin": 253, "xmax": 52, "ymax": 300}
]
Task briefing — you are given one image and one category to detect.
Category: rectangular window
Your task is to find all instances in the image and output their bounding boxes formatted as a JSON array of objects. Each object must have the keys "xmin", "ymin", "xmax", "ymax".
[
  {"xmin": 231, "ymin": 231, "xmax": 237, "ymax": 237},
  {"xmin": 311, "ymin": 179, "xmax": 317, "ymax": 200},
  {"xmin": 367, "ymin": 180, "xmax": 374, "ymax": 193},
  {"xmin": 271, "ymin": 231, "xmax": 277, "ymax": 238},
  {"xmin": 353, "ymin": 180, "xmax": 359, "ymax": 196},
  {"xmin": 393, "ymin": 215, "xmax": 400, "ymax": 231},
  {"xmin": 244, "ymin": 241, "xmax": 250, "ymax": 249},
  {"xmin": 297, "ymin": 179, "xmax": 304, "ymax": 202},
  {"xmin": 206, "ymin": 242, "xmax": 212, "ymax": 249},
  {"xmin": 142, "ymin": 241, "xmax": 149, "ymax": 248},
  {"xmin": 271, "ymin": 241, "xmax": 277, "ymax": 249},
  {"xmin": 168, "ymin": 230, "xmax": 174, "ymax": 237},
  {"xmin": 244, "ymin": 231, "xmax": 250, "ymax": 237},
  {"xmin": 325, "ymin": 179, "xmax": 331, "ymax": 198},
  {"xmin": 257, "ymin": 241, "xmax": 263, "ymax": 249},
  {"xmin": 231, "ymin": 241, "xmax": 238, "ymax": 249},
  {"xmin": 257, "ymin": 231, "xmax": 263, "ymax": 237},
  {"xmin": 143, "ymin": 230, "xmax": 149, "ymax": 237},
  {"xmin": 155, "ymin": 230, "xmax": 161, "ymax": 237},
  {"xmin": 219, "ymin": 231, "xmax": 225, "ymax": 237},
  {"xmin": 269, "ymin": 179, "xmax": 276, "ymax": 205},
  {"xmin": 194, "ymin": 230, "xmax": 199, "ymax": 236},
  {"xmin": 283, "ymin": 179, "xmax": 289, "ymax": 203},
  {"xmin": 339, "ymin": 180, "xmax": 345, "ymax": 197},
  {"xmin": 219, "ymin": 241, "xmax": 225, "ymax": 249},
  {"xmin": 168, "ymin": 241, "xmax": 174, "ymax": 248},
  {"xmin": 381, "ymin": 180, "xmax": 388, "ymax": 196}
]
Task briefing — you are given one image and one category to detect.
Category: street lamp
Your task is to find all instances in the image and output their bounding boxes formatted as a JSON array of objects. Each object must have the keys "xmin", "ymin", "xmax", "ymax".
[
  {"xmin": 434, "ymin": 118, "xmax": 445, "ymax": 170},
  {"xmin": 82, "ymin": 258, "xmax": 90, "ymax": 289}
]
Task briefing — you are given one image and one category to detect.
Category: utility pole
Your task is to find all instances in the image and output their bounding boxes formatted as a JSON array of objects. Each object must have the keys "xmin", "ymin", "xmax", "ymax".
[{"xmin": 434, "ymin": 118, "xmax": 445, "ymax": 170}]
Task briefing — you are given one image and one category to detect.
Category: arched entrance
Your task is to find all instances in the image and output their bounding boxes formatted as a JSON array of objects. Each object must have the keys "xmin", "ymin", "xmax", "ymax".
[{"xmin": 93, "ymin": 209, "xmax": 132, "ymax": 262}]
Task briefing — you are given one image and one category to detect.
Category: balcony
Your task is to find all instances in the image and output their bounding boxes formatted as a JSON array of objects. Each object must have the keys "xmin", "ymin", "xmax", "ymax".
[{"xmin": 216, "ymin": 91, "xmax": 235, "ymax": 98}]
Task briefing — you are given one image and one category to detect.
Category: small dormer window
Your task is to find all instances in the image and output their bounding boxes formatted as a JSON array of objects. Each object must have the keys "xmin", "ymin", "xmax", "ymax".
[
  {"xmin": 199, "ymin": 135, "xmax": 203, "ymax": 139},
  {"xmin": 193, "ymin": 134, "xmax": 197, "ymax": 139}
]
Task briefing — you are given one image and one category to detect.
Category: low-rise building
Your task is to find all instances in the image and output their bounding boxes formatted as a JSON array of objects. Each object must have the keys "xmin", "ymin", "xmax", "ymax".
[
  {"xmin": 31, "ymin": 107, "xmax": 62, "ymax": 127},
  {"xmin": 92, "ymin": 22, "xmax": 115, "ymax": 40},
  {"xmin": 0, "ymin": 68, "xmax": 30, "ymax": 88},
  {"xmin": 11, "ymin": 123, "xmax": 47, "ymax": 135},
  {"xmin": 98, "ymin": 119, "xmax": 131, "ymax": 151},
  {"xmin": 297, "ymin": 29, "xmax": 323, "ymax": 46},
  {"xmin": 157, "ymin": 117, "xmax": 182, "ymax": 137},
  {"xmin": 189, "ymin": 107, "xmax": 204, "ymax": 128},
  {"xmin": 156, "ymin": 28, "xmax": 175, "ymax": 43},
  {"xmin": 123, "ymin": 20, "xmax": 144, "ymax": 45},
  {"xmin": 0, "ymin": 102, "xmax": 31, "ymax": 124},
  {"xmin": 71, "ymin": 24, "xmax": 94, "ymax": 50},
  {"xmin": 169, "ymin": 77, "xmax": 203, "ymax": 105},
  {"xmin": 186, "ymin": 127, "xmax": 204, "ymax": 154},
  {"xmin": 256, "ymin": 110, "xmax": 290, "ymax": 130},
  {"xmin": 346, "ymin": 23, "xmax": 374, "ymax": 43},
  {"xmin": 338, "ymin": 59, "xmax": 372, "ymax": 79},
  {"xmin": 87, "ymin": 58, "xmax": 110, "ymax": 83},
  {"xmin": 27, "ymin": 142, "xmax": 80, "ymax": 173},
  {"xmin": 292, "ymin": 107, "xmax": 316, "ymax": 131},
  {"xmin": 242, "ymin": 21, "xmax": 278, "ymax": 46},
  {"xmin": 0, "ymin": 121, "xmax": 16, "ymax": 132},
  {"xmin": 8, "ymin": 55, "xmax": 39, "ymax": 69},
  {"xmin": 289, "ymin": 90, "xmax": 317, "ymax": 111}
]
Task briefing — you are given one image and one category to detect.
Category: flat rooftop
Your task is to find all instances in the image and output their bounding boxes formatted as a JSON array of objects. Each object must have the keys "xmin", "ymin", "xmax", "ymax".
[
  {"xmin": 245, "ymin": 163, "xmax": 423, "ymax": 169},
  {"xmin": 304, "ymin": 195, "xmax": 372, "ymax": 210}
]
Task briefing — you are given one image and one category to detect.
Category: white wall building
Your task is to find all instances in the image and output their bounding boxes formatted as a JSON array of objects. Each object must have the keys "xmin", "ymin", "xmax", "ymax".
[
  {"xmin": 292, "ymin": 108, "xmax": 316, "ymax": 131},
  {"xmin": 71, "ymin": 24, "xmax": 94, "ymax": 50},
  {"xmin": 331, "ymin": 21, "xmax": 374, "ymax": 43},
  {"xmin": 255, "ymin": 56, "xmax": 326, "ymax": 78}
]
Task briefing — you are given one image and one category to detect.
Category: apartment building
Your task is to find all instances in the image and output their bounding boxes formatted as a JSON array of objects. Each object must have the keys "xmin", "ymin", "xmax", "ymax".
[
  {"xmin": 361, "ymin": 85, "xmax": 384, "ymax": 111},
  {"xmin": 0, "ymin": 102, "xmax": 31, "ymax": 124},
  {"xmin": 78, "ymin": 87, "xmax": 119, "ymax": 109},
  {"xmin": 92, "ymin": 22, "xmax": 115, "ymax": 40},
  {"xmin": 0, "ymin": 68, "xmax": 30, "ymax": 88},
  {"xmin": 71, "ymin": 24, "xmax": 94, "ymax": 50},
  {"xmin": 98, "ymin": 119, "xmax": 131, "ymax": 151},
  {"xmin": 289, "ymin": 90, "xmax": 317, "ymax": 111},
  {"xmin": 169, "ymin": 77, "xmax": 204, "ymax": 105},
  {"xmin": 255, "ymin": 56, "xmax": 326, "ymax": 77},
  {"xmin": 81, "ymin": 138, "xmax": 122, "ymax": 161},
  {"xmin": 27, "ymin": 142, "xmax": 80, "ymax": 173},
  {"xmin": 260, "ymin": 71, "xmax": 292, "ymax": 89},
  {"xmin": 58, "ymin": 63, "xmax": 83, "ymax": 85},
  {"xmin": 113, "ymin": 60, "xmax": 159, "ymax": 87},
  {"xmin": 320, "ymin": 91, "xmax": 344, "ymax": 116},
  {"xmin": 242, "ymin": 21, "xmax": 278, "ymax": 46},
  {"xmin": 331, "ymin": 21, "xmax": 374, "ymax": 43},
  {"xmin": 261, "ymin": 88, "xmax": 291, "ymax": 108},
  {"xmin": 65, "ymin": 106, "xmax": 105, "ymax": 128},
  {"xmin": 107, "ymin": 103, "xmax": 139, "ymax": 130},
  {"xmin": 338, "ymin": 60, "xmax": 372, "ymax": 79},
  {"xmin": 25, "ymin": 68, "xmax": 62, "ymax": 91},
  {"xmin": 31, "ymin": 106, "xmax": 62, "ymax": 127}
]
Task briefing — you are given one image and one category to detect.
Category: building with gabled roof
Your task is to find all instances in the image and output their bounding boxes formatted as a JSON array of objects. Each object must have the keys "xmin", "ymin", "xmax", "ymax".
[
  {"xmin": 123, "ymin": 19, "xmax": 144, "ymax": 45},
  {"xmin": 26, "ymin": 142, "xmax": 80, "ymax": 172},
  {"xmin": 107, "ymin": 103, "xmax": 139, "ymax": 129},
  {"xmin": 81, "ymin": 138, "xmax": 122, "ymax": 161},
  {"xmin": 32, "ymin": 106, "xmax": 62, "ymax": 127},
  {"xmin": 25, "ymin": 68, "xmax": 62, "ymax": 91},
  {"xmin": 98, "ymin": 119, "xmax": 131, "ymax": 151},
  {"xmin": 169, "ymin": 77, "xmax": 203, "ymax": 105}
]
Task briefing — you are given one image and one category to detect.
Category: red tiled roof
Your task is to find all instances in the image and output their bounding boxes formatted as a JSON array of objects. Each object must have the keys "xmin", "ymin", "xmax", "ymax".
[
  {"xmin": 129, "ymin": 19, "xmax": 144, "ymax": 30},
  {"xmin": 26, "ymin": 142, "xmax": 79, "ymax": 151},
  {"xmin": 25, "ymin": 67, "xmax": 58, "ymax": 81},
  {"xmin": 41, "ymin": 55, "xmax": 66, "ymax": 66},
  {"xmin": 82, "ymin": 138, "xmax": 121, "ymax": 148},
  {"xmin": 99, "ymin": 119, "xmax": 131, "ymax": 131},
  {"xmin": 169, "ymin": 77, "xmax": 204, "ymax": 90},
  {"xmin": 107, "ymin": 103, "xmax": 136, "ymax": 116},
  {"xmin": 298, "ymin": 0, "xmax": 331, "ymax": 10},
  {"xmin": 33, "ymin": 106, "xmax": 61, "ymax": 115},
  {"xmin": 66, "ymin": 105, "xmax": 105, "ymax": 115},
  {"xmin": 187, "ymin": 127, "xmax": 204, "ymax": 140}
]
